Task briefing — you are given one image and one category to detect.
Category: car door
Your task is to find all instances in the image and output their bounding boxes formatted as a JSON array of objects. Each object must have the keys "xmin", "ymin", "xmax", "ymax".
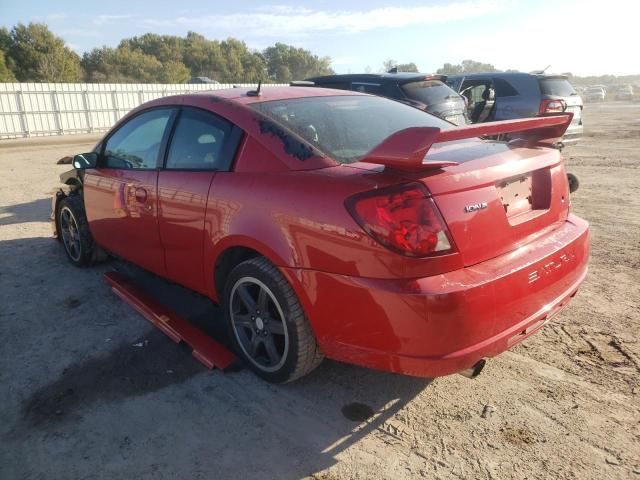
[
  {"xmin": 84, "ymin": 107, "xmax": 176, "ymax": 276},
  {"xmin": 158, "ymin": 106, "xmax": 243, "ymax": 294}
]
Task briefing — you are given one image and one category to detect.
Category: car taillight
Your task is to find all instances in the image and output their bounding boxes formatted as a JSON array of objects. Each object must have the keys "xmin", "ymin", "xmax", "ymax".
[
  {"xmin": 346, "ymin": 183, "xmax": 455, "ymax": 257},
  {"xmin": 539, "ymin": 99, "xmax": 567, "ymax": 114}
]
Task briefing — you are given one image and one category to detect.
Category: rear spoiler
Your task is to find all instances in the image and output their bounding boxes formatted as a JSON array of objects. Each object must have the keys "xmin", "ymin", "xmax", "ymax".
[{"xmin": 361, "ymin": 113, "xmax": 573, "ymax": 172}]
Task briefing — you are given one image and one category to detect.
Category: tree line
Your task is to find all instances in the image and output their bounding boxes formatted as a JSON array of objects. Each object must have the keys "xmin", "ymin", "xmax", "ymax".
[
  {"xmin": 0, "ymin": 23, "xmax": 334, "ymax": 83},
  {"xmin": 2, "ymin": 23, "xmax": 636, "ymax": 86}
]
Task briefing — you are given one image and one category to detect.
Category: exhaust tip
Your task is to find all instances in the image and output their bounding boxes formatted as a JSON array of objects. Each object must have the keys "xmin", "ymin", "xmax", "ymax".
[{"xmin": 458, "ymin": 358, "xmax": 487, "ymax": 379}]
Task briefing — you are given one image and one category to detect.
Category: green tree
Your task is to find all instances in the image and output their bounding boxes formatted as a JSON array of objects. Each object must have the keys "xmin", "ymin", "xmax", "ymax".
[
  {"xmin": 436, "ymin": 59, "xmax": 499, "ymax": 75},
  {"xmin": 119, "ymin": 33, "xmax": 184, "ymax": 64},
  {"xmin": 182, "ymin": 32, "xmax": 216, "ymax": 78},
  {"xmin": 382, "ymin": 59, "xmax": 397, "ymax": 72},
  {"xmin": 381, "ymin": 60, "xmax": 418, "ymax": 73},
  {"xmin": 0, "ymin": 49, "xmax": 16, "ymax": 81},
  {"xmin": 82, "ymin": 45, "xmax": 190, "ymax": 83},
  {"xmin": 263, "ymin": 43, "xmax": 333, "ymax": 82},
  {"xmin": 157, "ymin": 60, "xmax": 190, "ymax": 83},
  {"xmin": 5, "ymin": 23, "xmax": 82, "ymax": 82},
  {"xmin": 396, "ymin": 62, "xmax": 419, "ymax": 72}
]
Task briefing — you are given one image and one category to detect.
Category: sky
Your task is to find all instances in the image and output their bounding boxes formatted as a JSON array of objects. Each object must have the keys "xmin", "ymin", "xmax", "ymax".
[{"xmin": 1, "ymin": 0, "xmax": 638, "ymax": 76}]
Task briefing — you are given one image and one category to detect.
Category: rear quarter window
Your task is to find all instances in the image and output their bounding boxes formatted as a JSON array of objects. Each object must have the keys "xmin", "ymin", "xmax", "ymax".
[
  {"xmin": 539, "ymin": 78, "xmax": 576, "ymax": 96},
  {"xmin": 493, "ymin": 78, "xmax": 519, "ymax": 97},
  {"xmin": 402, "ymin": 81, "xmax": 459, "ymax": 104}
]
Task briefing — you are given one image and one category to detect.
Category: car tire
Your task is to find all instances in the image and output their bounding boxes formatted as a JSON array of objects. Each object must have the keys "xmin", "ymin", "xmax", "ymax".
[
  {"xmin": 567, "ymin": 173, "xmax": 580, "ymax": 193},
  {"xmin": 57, "ymin": 194, "xmax": 105, "ymax": 267},
  {"xmin": 223, "ymin": 256, "xmax": 323, "ymax": 383}
]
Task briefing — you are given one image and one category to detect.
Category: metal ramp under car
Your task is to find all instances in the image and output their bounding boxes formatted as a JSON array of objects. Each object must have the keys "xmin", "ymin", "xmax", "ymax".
[{"xmin": 103, "ymin": 271, "xmax": 237, "ymax": 370}]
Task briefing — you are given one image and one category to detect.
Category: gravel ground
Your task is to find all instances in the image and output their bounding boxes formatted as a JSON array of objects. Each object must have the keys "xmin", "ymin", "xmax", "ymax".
[{"xmin": 1, "ymin": 103, "xmax": 638, "ymax": 479}]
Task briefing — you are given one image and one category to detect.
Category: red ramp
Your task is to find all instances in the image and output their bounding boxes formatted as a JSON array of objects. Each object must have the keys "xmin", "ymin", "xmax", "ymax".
[{"xmin": 104, "ymin": 271, "xmax": 237, "ymax": 370}]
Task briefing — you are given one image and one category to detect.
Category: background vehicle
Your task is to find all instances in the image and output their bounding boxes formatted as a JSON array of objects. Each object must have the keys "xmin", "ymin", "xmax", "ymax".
[
  {"xmin": 52, "ymin": 87, "xmax": 589, "ymax": 384},
  {"xmin": 615, "ymin": 85, "xmax": 634, "ymax": 100},
  {"xmin": 446, "ymin": 72, "xmax": 583, "ymax": 144},
  {"xmin": 306, "ymin": 72, "xmax": 468, "ymax": 125},
  {"xmin": 584, "ymin": 86, "xmax": 606, "ymax": 102}
]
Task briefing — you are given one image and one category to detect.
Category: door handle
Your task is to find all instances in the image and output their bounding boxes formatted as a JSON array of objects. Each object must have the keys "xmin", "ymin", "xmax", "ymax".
[{"xmin": 134, "ymin": 187, "xmax": 147, "ymax": 203}]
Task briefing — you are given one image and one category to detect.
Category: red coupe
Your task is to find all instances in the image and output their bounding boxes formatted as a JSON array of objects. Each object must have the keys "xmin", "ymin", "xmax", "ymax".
[{"xmin": 52, "ymin": 86, "xmax": 589, "ymax": 383}]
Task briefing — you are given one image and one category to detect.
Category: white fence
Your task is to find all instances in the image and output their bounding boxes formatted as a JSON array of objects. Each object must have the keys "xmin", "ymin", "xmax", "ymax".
[{"xmin": 0, "ymin": 82, "xmax": 287, "ymax": 139}]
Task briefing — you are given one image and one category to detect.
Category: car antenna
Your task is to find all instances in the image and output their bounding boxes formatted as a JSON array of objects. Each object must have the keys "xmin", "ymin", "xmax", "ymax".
[{"xmin": 247, "ymin": 80, "xmax": 262, "ymax": 97}]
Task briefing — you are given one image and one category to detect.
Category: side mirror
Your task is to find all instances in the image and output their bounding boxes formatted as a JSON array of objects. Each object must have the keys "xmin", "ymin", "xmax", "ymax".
[{"xmin": 72, "ymin": 152, "xmax": 99, "ymax": 169}]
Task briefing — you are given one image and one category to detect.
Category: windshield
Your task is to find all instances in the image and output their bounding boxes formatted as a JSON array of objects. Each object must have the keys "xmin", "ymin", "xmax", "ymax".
[
  {"xmin": 401, "ymin": 80, "xmax": 461, "ymax": 105},
  {"xmin": 250, "ymin": 95, "xmax": 451, "ymax": 164},
  {"xmin": 539, "ymin": 77, "xmax": 576, "ymax": 96}
]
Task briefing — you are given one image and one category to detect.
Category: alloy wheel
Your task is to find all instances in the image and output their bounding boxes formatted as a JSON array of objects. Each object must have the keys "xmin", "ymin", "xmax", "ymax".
[
  {"xmin": 59, "ymin": 206, "xmax": 82, "ymax": 262},
  {"xmin": 229, "ymin": 277, "xmax": 289, "ymax": 372}
]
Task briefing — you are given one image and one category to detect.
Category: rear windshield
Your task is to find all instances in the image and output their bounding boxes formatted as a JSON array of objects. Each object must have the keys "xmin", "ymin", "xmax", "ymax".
[
  {"xmin": 539, "ymin": 77, "xmax": 576, "ymax": 96},
  {"xmin": 401, "ymin": 80, "xmax": 461, "ymax": 105},
  {"xmin": 250, "ymin": 95, "xmax": 451, "ymax": 164}
]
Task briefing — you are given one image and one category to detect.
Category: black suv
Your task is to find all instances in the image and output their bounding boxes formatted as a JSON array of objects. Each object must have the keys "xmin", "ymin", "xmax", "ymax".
[
  {"xmin": 445, "ymin": 73, "xmax": 583, "ymax": 144},
  {"xmin": 306, "ymin": 72, "xmax": 468, "ymax": 125}
]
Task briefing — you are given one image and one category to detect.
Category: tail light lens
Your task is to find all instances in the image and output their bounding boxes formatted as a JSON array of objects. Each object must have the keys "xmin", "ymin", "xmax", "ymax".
[
  {"xmin": 539, "ymin": 99, "xmax": 567, "ymax": 114},
  {"xmin": 346, "ymin": 183, "xmax": 455, "ymax": 257}
]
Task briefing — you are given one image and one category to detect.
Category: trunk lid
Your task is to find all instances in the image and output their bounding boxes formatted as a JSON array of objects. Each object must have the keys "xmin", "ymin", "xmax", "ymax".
[
  {"xmin": 352, "ymin": 114, "xmax": 573, "ymax": 269},
  {"xmin": 411, "ymin": 140, "xmax": 570, "ymax": 266}
]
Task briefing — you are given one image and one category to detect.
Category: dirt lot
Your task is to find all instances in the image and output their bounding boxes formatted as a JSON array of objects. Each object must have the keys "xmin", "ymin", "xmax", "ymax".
[{"xmin": 1, "ymin": 103, "xmax": 639, "ymax": 479}]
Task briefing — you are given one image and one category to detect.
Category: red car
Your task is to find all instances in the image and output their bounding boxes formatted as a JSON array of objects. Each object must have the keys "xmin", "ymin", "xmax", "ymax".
[{"xmin": 52, "ymin": 86, "xmax": 589, "ymax": 383}]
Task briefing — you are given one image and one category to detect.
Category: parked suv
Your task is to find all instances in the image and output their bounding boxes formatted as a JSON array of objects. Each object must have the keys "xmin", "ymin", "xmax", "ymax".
[
  {"xmin": 584, "ymin": 86, "xmax": 606, "ymax": 103},
  {"xmin": 446, "ymin": 73, "xmax": 583, "ymax": 145},
  {"xmin": 615, "ymin": 85, "xmax": 634, "ymax": 101},
  {"xmin": 306, "ymin": 72, "xmax": 468, "ymax": 125}
]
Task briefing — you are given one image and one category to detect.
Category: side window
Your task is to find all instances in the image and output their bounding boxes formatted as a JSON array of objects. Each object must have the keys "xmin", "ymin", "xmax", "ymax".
[
  {"xmin": 351, "ymin": 83, "xmax": 383, "ymax": 95},
  {"xmin": 104, "ymin": 108, "xmax": 173, "ymax": 169},
  {"xmin": 446, "ymin": 77, "xmax": 463, "ymax": 92},
  {"xmin": 165, "ymin": 108, "xmax": 234, "ymax": 170},
  {"xmin": 493, "ymin": 78, "xmax": 519, "ymax": 97}
]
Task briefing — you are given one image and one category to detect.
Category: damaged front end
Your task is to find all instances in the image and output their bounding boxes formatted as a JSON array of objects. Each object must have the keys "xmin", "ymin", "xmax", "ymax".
[{"xmin": 51, "ymin": 153, "xmax": 94, "ymax": 239}]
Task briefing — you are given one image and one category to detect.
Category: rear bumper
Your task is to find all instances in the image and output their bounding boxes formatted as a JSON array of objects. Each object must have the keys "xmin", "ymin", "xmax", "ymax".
[
  {"xmin": 563, "ymin": 124, "xmax": 583, "ymax": 144},
  {"xmin": 284, "ymin": 214, "xmax": 589, "ymax": 378}
]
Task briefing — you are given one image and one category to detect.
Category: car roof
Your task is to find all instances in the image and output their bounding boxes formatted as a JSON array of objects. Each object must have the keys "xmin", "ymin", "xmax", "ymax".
[
  {"xmin": 180, "ymin": 86, "xmax": 364, "ymax": 105},
  {"xmin": 447, "ymin": 72, "xmax": 571, "ymax": 81},
  {"xmin": 308, "ymin": 72, "xmax": 444, "ymax": 84}
]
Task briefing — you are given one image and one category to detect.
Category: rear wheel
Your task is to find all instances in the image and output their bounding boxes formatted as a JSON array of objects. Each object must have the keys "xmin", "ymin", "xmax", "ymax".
[
  {"xmin": 223, "ymin": 257, "xmax": 323, "ymax": 383},
  {"xmin": 57, "ymin": 195, "xmax": 104, "ymax": 267}
]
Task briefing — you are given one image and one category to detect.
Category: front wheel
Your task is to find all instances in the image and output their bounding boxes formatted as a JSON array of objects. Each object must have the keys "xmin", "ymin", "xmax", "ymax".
[
  {"xmin": 223, "ymin": 257, "xmax": 323, "ymax": 383},
  {"xmin": 57, "ymin": 195, "xmax": 103, "ymax": 267}
]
